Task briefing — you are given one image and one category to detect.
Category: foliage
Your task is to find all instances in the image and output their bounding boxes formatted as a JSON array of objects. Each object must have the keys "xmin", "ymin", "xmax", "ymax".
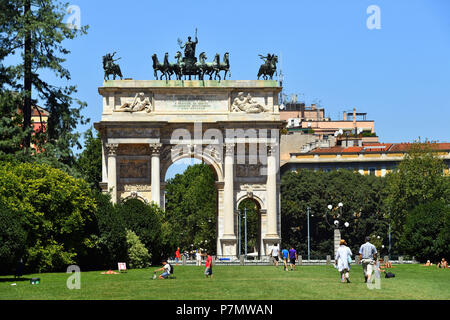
[
  {"xmin": 0, "ymin": 201, "xmax": 27, "ymax": 274},
  {"xmin": 89, "ymin": 191, "xmax": 127, "ymax": 270},
  {"xmin": 0, "ymin": 91, "xmax": 31, "ymax": 160},
  {"xmin": 76, "ymin": 128, "xmax": 102, "ymax": 190},
  {"xmin": 281, "ymin": 169, "xmax": 389, "ymax": 257},
  {"xmin": 164, "ymin": 163, "xmax": 217, "ymax": 254},
  {"xmin": 238, "ymin": 199, "xmax": 259, "ymax": 255},
  {"xmin": 0, "ymin": 161, "xmax": 97, "ymax": 272},
  {"xmin": 0, "ymin": 0, "xmax": 89, "ymax": 165},
  {"xmin": 117, "ymin": 199, "xmax": 164, "ymax": 264},
  {"xmin": 385, "ymin": 142, "xmax": 450, "ymax": 249},
  {"xmin": 126, "ymin": 229, "xmax": 151, "ymax": 269},
  {"xmin": 399, "ymin": 200, "xmax": 450, "ymax": 262}
]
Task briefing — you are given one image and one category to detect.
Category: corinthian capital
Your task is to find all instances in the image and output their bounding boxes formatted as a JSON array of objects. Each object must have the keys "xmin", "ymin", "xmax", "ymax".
[
  {"xmin": 225, "ymin": 143, "xmax": 235, "ymax": 156},
  {"xmin": 267, "ymin": 143, "xmax": 278, "ymax": 156},
  {"xmin": 105, "ymin": 143, "xmax": 119, "ymax": 156},
  {"xmin": 149, "ymin": 143, "xmax": 163, "ymax": 155}
]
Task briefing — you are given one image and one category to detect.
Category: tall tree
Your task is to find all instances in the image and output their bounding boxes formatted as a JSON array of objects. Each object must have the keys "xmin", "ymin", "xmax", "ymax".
[
  {"xmin": 76, "ymin": 128, "xmax": 102, "ymax": 190},
  {"xmin": 281, "ymin": 169, "xmax": 389, "ymax": 257},
  {"xmin": 385, "ymin": 142, "xmax": 450, "ymax": 248},
  {"xmin": 0, "ymin": 0, "xmax": 88, "ymax": 164},
  {"xmin": 164, "ymin": 163, "xmax": 217, "ymax": 254}
]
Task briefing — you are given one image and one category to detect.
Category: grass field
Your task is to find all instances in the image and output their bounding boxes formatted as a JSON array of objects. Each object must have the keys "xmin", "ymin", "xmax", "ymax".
[{"xmin": 0, "ymin": 264, "xmax": 449, "ymax": 300}]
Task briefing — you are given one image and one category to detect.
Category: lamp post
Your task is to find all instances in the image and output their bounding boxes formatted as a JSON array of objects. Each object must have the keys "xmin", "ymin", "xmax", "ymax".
[
  {"xmin": 244, "ymin": 207, "xmax": 248, "ymax": 260},
  {"xmin": 237, "ymin": 211, "xmax": 241, "ymax": 258},
  {"xmin": 307, "ymin": 207, "xmax": 311, "ymax": 261},
  {"xmin": 327, "ymin": 202, "xmax": 349, "ymax": 257}
]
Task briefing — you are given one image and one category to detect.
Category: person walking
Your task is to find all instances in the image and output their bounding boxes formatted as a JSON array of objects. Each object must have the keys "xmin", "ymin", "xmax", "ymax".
[
  {"xmin": 359, "ymin": 236, "xmax": 377, "ymax": 283},
  {"xmin": 281, "ymin": 247, "xmax": 289, "ymax": 271},
  {"xmin": 289, "ymin": 246, "xmax": 298, "ymax": 271},
  {"xmin": 204, "ymin": 251, "xmax": 213, "ymax": 279},
  {"xmin": 175, "ymin": 247, "xmax": 181, "ymax": 266},
  {"xmin": 270, "ymin": 243, "xmax": 280, "ymax": 267},
  {"xmin": 335, "ymin": 239, "xmax": 352, "ymax": 283}
]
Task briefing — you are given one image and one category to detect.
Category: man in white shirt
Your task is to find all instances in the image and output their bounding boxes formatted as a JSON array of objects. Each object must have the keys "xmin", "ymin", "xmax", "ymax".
[
  {"xmin": 156, "ymin": 260, "xmax": 172, "ymax": 279},
  {"xmin": 270, "ymin": 243, "xmax": 280, "ymax": 267}
]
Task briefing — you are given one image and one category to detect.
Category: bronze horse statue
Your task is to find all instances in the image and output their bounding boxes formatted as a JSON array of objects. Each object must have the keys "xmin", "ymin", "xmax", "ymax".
[
  {"xmin": 152, "ymin": 53, "xmax": 170, "ymax": 80},
  {"xmin": 257, "ymin": 54, "xmax": 278, "ymax": 80},
  {"xmin": 103, "ymin": 52, "xmax": 123, "ymax": 80}
]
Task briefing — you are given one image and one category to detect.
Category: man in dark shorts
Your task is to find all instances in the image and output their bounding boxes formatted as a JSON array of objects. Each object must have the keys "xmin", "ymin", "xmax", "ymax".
[
  {"xmin": 204, "ymin": 251, "xmax": 213, "ymax": 278},
  {"xmin": 289, "ymin": 246, "xmax": 297, "ymax": 271}
]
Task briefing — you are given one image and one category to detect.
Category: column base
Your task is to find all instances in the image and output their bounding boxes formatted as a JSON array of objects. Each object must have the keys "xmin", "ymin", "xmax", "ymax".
[
  {"xmin": 263, "ymin": 237, "xmax": 281, "ymax": 256},
  {"xmin": 220, "ymin": 236, "xmax": 237, "ymax": 257}
]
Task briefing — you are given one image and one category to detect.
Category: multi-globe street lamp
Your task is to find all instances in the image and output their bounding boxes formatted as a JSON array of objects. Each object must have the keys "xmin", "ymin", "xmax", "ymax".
[{"xmin": 327, "ymin": 202, "xmax": 349, "ymax": 257}]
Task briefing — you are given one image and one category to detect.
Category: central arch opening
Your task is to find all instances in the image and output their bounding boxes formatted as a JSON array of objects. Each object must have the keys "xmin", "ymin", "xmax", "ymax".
[
  {"xmin": 163, "ymin": 157, "xmax": 219, "ymax": 258},
  {"xmin": 237, "ymin": 198, "xmax": 262, "ymax": 258}
]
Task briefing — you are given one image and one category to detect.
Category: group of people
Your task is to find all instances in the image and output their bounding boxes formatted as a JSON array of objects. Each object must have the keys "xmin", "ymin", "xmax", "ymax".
[
  {"xmin": 270, "ymin": 243, "xmax": 298, "ymax": 271},
  {"xmin": 335, "ymin": 236, "xmax": 394, "ymax": 283},
  {"xmin": 424, "ymin": 258, "xmax": 448, "ymax": 269},
  {"xmin": 268, "ymin": 237, "xmax": 391, "ymax": 283},
  {"xmin": 155, "ymin": 247, "xmax": 213, "ymax": 280}
]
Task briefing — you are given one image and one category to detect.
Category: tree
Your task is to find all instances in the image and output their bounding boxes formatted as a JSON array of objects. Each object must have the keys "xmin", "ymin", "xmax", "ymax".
[
  {"xmin": 0, "ymin": 161, "xmax": 97, "ymax": 272},
  {"xmin": 76, "ymin": 128, "xmax": 102, "ymax": 190},
  {"xmin": 238, "ymin": 199, "xmax": 260, "ymax": 255},
  {"xmin": 0, "ymin": 201, "xmax": 27, "ymax": 274},
  {"xmin": 399, "ymin": 200, "xmax": 450, "ymax": 262},
  {"xmin": 281, "ymin": 169, "xmax": 389, "ymax": 257},
  {"xmin": 117, "ymin": 199, "xmax": 164, "ymax": 264},
  {"xmin": 126, "ymin": 229, "xmax": 151, "ymax": 269},
  {"xmin": 385, "ymin": 142, "xmax": 450, "ymax": 249},
  {"xmin": 0, "ymin": 0, "xmax": 89, "ymax": 165},
  {"xmin": 164, "ymin": 163, "xmax": 217, "ymax": 254}
]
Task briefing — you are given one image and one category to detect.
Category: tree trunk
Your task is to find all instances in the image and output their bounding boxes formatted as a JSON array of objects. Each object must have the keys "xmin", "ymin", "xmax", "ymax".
[{"xmin": 23, "ymin": 0, "xmax": 32, "ymax": 150}]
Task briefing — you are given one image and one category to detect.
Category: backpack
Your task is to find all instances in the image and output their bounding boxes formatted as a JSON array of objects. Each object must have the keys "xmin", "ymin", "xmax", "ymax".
[
  {"xmin": 168, "ymin": 263, "xmax": 173, "ymax": 274},
  {"xmin": 385, "ymin": 272, "xmax": 395, "ymax": 278}
]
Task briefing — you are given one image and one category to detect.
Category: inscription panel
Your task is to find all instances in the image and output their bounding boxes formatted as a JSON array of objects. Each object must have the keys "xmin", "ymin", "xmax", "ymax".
[{"xmin": 154, "ymin": 94, "xmax": 229, "ymax": 112}]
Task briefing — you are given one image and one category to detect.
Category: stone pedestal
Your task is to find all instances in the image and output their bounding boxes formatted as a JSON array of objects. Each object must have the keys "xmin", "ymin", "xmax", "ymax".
[{"xmin": 334, "ymin": 228, "xmax": 341, "ymax": 258}]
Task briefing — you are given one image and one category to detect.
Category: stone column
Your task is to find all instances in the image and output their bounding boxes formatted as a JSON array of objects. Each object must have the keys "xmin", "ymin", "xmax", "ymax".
[
  {"xmin": 266, "ymin": 144, "xmax": 279, "ymax": 238},
  {"xmin": 223, "ymin": 143, "xmax": 235, "ymax": 237},
  {"xmin": 150, "ymin": 143, "xmax": 162, "ymax": 206},
  {"xmin": 106, "ymin": 143, "xmax": 119, "ymax": 204},
  {"xmin": 222, "ymin": 143, "xmax": 236, "ymax": 255}
]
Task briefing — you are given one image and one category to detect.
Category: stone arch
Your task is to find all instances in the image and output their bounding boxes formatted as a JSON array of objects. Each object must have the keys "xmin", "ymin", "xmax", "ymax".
[
  {"xmin": 121, "ymin": 192, "xmax": 149, "ymax": 204},
  {"xmin": 161, "ymin": 146, "xmax": 224, "ymax": 182},
  {"xmin": 236, "ymin": 196, "xmax": 263, "ymax": 258}
]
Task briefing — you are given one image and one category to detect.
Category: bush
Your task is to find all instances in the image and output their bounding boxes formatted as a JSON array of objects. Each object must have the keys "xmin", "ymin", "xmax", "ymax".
[
  {"xmin": 117, "ymin": 199, "xmax": 163, "ymax": 264},
  {"xmin": 0, "ymin": 202, "xmax": 27, "ymax": 274},
  {"xmin": 126, "ymin": 229, "xmax": 151, "ymax": 269},
  {"xmin": 0, "ymin": 161, "xmax": 97, "ymax": 272},
  {"xmin": 400, "ymin": 200, "xmax": 450, "ymax": 262}
]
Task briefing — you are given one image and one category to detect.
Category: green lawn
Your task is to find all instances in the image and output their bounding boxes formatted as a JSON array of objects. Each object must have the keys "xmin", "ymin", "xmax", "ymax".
[{"xmin": 0, "ymin": 264, "xmax": 449, "ymax": 300}]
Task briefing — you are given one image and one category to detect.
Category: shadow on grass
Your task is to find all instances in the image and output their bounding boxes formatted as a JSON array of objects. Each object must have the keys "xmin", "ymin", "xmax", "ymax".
[{"xmin": 0, "ymin": 277, "xmax": 32, "ymax": 283}]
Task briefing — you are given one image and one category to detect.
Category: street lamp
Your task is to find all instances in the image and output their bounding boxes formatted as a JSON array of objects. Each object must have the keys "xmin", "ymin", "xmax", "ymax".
[
  {"xmin": 237, "ymin": 207, "xmax": 248, "ymax": 259},
  {"xmin": 307, "ymin": 207, "xmax": 311, "ymax": 261},
  {"xmin": 327, "ymin": 202, "xmax": 349, "ymax": 257}
]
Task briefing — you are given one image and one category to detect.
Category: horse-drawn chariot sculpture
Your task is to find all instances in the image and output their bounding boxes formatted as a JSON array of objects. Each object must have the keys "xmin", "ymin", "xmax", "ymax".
[{"xmin": 152, "ymin": 29, "xmax": 230, "ymax": 81}]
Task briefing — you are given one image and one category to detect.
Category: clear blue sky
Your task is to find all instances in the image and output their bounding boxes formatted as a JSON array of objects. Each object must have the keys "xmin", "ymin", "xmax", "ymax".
[{"xmin": 37, "ymin": 1, "xmax": 450, "ymax": 160}]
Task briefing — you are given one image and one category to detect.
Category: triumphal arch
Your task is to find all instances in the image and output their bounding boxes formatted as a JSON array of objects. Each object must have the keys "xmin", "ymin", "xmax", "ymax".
[{"xmin": 95, "ymin": 79, "xmax": 283, "ymax": 257}]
